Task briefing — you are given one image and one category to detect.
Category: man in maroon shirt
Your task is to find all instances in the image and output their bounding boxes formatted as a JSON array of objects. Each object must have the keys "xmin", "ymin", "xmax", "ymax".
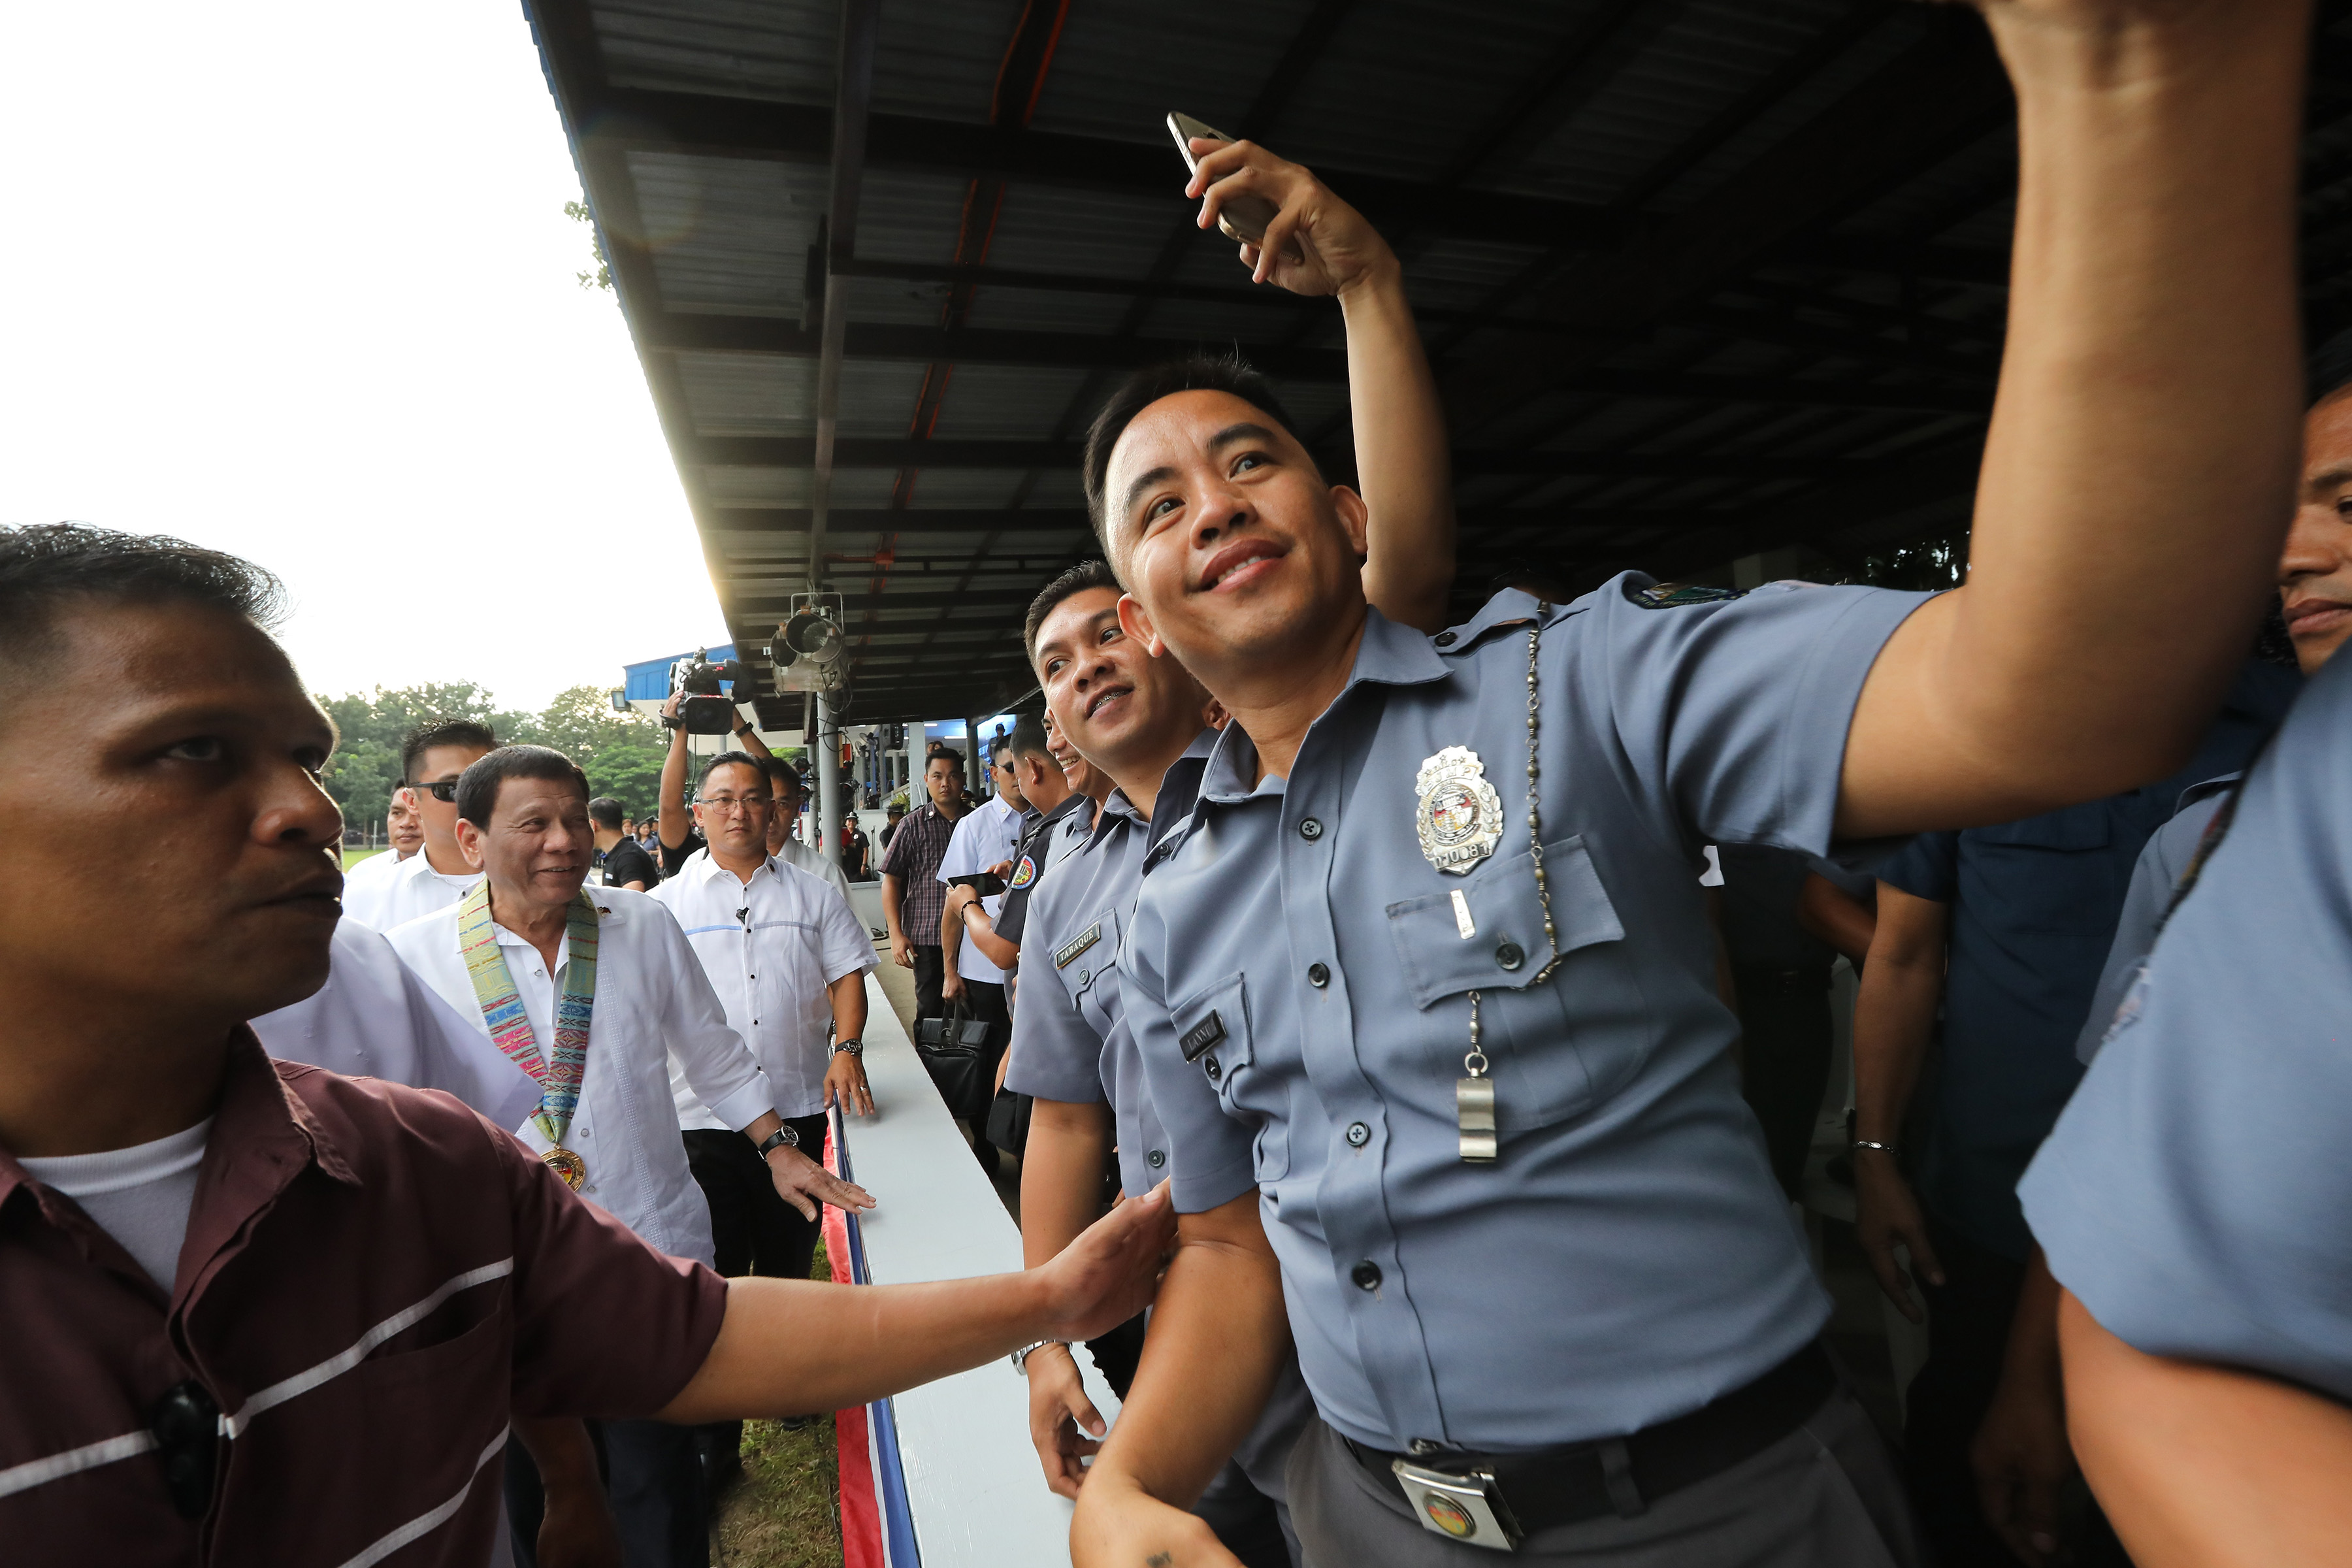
[{"xmin": 0, "ymin": 524, "xmax": 1175, "ymax": 1567}]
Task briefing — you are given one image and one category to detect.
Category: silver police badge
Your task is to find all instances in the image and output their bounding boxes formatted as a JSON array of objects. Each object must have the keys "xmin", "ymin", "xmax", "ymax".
[{"xmin": 1414, "ymin": 746, "xmax": 1505, "ymax": 875}]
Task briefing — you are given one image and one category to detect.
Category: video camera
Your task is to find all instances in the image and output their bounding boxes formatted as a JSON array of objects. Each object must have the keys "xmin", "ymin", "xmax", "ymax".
[{"xmin": 669, "ymin": 649, "xmax": 752, "ymax": 735}]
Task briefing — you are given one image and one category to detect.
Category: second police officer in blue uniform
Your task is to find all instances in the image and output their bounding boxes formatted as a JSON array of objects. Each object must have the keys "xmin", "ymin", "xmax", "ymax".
[{"xmin": 1064, "ymin": 0, "xmax": 2311, "ymax": 1556}]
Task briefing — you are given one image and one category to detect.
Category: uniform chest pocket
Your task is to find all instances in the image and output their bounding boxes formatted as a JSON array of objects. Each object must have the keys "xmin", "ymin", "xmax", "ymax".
[
  {"xmin": 1383, "ymin": 836, "xmax": 1639, "ymax": 1132},
  {"xmin": 1053, "ymin": 906, "xmax": 1119, "ymax": 1027},
  {"xmin": 1169, "ymin": 972, "xmax": 1287, "ymax": 1182},
  {"xmin": 1384, "ymin": 834, "xmax": 1624, "ymax": 1005},
  {"xmin": 1972, "ymin": 805, "xmax": 2121, "ymax": 934}
]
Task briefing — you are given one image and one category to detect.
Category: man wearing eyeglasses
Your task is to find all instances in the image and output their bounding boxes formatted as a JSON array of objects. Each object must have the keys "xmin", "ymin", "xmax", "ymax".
[
  {"xmin": 341, "ymin": 718, "xmax": 495, "ymax": 930},
  {"xmin": 653, "ymin": 749, "xmax": 878, "ymax": 1490}
]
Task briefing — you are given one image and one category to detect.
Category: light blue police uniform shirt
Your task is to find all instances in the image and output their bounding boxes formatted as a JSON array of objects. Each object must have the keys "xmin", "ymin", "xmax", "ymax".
[
  {"xmin": 2021, "ymin": 647, "xmax": 2352, "ymax": 1397},
  {"xmin": 1004, "ymin": 730, "xmax": 1218, "ymax": 1199},
  {"xmin": 1125, "ymin": 578, "xmax": 1929, "ymax": 1453},
  {"xmin": 2070, "ymin": 779, "xmax": 2234, "ymax": 1066}
]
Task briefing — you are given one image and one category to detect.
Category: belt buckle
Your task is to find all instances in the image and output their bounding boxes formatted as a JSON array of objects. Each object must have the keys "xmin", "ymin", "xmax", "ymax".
[{"xmin": 1391, "ymin": 1459, "xmax": 1524, "ymax": 1552}]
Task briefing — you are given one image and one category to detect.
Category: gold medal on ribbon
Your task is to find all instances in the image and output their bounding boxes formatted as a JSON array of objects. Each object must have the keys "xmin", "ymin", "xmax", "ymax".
[
  {"xmin": 542, "ymin": 1147, "xmax": 588, "ymax": 1190},
  {"xmin": 1415, "ymin": 746, "xmax": 1504, "ymax": 875}
]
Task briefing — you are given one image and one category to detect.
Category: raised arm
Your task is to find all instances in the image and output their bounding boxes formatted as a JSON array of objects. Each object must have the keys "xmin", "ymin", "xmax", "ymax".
[
  {"xmin": 1850, "ymin": 883, "xmax": 1950, "ymax": 1322},
  {"xmin": 1187, "ymin": 139, "xmax": 1456, "ymax": 633},
  {"xmin": 1838, "ymin": 2, "xmax": 2309, "ymax": 837},
  {"xmin": 657, "ymin": 693, "xmax": 693, "ymax": 851},
  {"xmin": 1071, "ymin": 1191, "xmax": 1294, "ymax": 1568}
]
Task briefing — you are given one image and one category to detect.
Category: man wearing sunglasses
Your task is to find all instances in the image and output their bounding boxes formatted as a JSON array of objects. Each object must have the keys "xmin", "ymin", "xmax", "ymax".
[{"xmin": 341, "ymin": 719, "xmax": 495, "ymax": 930}]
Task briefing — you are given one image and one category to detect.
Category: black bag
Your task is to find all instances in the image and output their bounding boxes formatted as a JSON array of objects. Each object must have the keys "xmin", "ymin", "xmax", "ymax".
[
  {"xmin": 984, "ymin": 1088, "xmax": 1033, "ymax": 1158},
  {"xmin": 915, "ymin": 1002, "xmax": 994, "ymax": 1122}
]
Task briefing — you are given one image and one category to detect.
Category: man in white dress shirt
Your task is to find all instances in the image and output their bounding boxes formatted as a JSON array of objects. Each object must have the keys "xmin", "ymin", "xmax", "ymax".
[
  {"xmin": 386, "ymin": 743, "xmax": 872, "ymax": 1567},
  {"xmin": 336, "ymin": 785, "xmax": 423, "ymax": 907},
  {"xmin": 344, "ymin": 719, "xmax": 494, "ymax": 929},
  {"xmin": 655, "ymin": 748, "xmax": 877, "ymax": 1481}
]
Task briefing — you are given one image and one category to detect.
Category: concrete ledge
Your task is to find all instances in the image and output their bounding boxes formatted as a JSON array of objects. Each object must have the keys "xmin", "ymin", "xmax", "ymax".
[{"xmin": 841, "ymin": 970, "xmax": 1122, "ymax": 1567}]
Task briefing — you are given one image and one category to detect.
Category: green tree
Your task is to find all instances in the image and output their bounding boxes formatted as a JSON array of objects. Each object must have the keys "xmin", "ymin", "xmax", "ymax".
[
  {"xmin": 565, "ymin": 200, "xmax": 612, "ymax": 291},
  {"xmin": 316, "ymin": 681, "xmax": 664, "ymax": 834}
]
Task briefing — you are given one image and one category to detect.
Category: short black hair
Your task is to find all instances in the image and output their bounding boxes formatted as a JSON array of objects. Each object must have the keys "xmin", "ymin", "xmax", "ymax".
[
  {"xmin": 1024, "ymin": 559, "xmax": 1124, "ymax": 661},
  {"xmin": 1006, "ymin": 713, "xmax": 1052, "ymax": 762},
  {"xmin": 0, "ymin": 523, "xmax": 285, "ymax": 672},
  {"xmin": 456, "ymin": 745, "xmax": 589, "ymax": 830},
  {"xmin": 402, "ymin": 719, "xmax": 498, "ymax": 785},
  {"xmin": 697, "ymin": 751, "xmax": 769, "ymax": 792},
  {"xmin": 587, "ymin": 796, "xmax": 625, "ymax": 830},
  {"xmin": 924, "ymin": 746, "xmax": 965, "ymax": 775},
  {"xmin": 761, "ymin": 757, "xmax": 804, "ymax": 798},
  {"xmin": 886, "ymin": 800, "xmax": 906, "ymax": 814},
  {"xmin": 1081, "ymin": 353, "xmax": 1310, "ymax": 549}
]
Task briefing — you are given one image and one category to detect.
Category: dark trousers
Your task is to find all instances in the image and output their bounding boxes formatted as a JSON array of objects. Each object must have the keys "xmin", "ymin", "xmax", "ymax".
[
  {"xmin": 910, "ymin": 943, "xmax": 946, "ymax": 1021},
  {"xmin": 682, "ymin": 1117, "xmax": 828, "ymax": 1467},
  {"xmin": 1733, "ymin": 964, "xmax": 1833, "ymax": 1200},
  {"xmin": 505, "ymin": 1418, "xmax": 704, "ymax": 1568},
  {"xmin": 1906, "ymin": 1217, "xmax": 2130, "ymax": 1567}
]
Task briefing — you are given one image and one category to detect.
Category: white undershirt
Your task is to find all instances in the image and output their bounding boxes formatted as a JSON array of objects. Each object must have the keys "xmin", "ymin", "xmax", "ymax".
[{"xmin": 19, "ymin": 1118, "xmax": 214, "ymax": 1292}]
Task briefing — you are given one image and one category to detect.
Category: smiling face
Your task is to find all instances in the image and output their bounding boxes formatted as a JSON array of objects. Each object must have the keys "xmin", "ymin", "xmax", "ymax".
[
  {"xmin": 1101, "ymin": 389, "xmax": 1369, "ymax": 683},
  {"xmin": 2281, "ymin": 391, "xmax": 2352, "ymax": 675},
  {"xmin": 1032, "ymin": 583, "xmax": 1207, "ymax": 785},
  {"xmin": 0, "ymin": 599, "xmax": 344, "ymax": 1028},
  {"xmin": 459, "ymin": 774, "xmax": 593, "ymax": 913}
]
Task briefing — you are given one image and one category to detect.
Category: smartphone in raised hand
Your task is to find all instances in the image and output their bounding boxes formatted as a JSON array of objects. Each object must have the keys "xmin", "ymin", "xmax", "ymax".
[{"xmin": 1166, "ymin": 110, "xmax": 1282, "ymax": 248}]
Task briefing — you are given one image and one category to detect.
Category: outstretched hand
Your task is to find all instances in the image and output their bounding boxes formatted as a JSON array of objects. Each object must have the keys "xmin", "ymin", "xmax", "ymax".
[
  {"xmin": 1039, "ymin": 1180, "xmax": 1177, "ymax": 1343},
  {"xmin": 1184, "ymin": 137, "xmax": 1399, "ymax": 296},
  {"xmin": 765, "ymin": 1145, "xmax": 875, "ymax": 1223}
]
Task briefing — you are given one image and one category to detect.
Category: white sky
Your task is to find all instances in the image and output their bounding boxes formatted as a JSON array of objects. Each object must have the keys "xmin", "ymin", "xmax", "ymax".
[{"xmin": 0, "ymin": 1, "xmax": 727, "ymax": 713}]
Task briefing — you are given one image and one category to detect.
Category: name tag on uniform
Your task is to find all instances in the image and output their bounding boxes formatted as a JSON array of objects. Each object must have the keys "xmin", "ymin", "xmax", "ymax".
[
  {"xmin": 1054, "ymin": 923, "xmax": 1102, "ymax": 970},
  {"xmin": 1179, "ymin": 1011, "xmax": 1227, "ymax": 1062}
]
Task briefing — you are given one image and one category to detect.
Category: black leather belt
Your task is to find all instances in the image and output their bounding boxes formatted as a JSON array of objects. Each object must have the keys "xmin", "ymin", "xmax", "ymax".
[{"xmin": 1348, "ymin": 1341, "xmax": 1837, "ymax": 1534}]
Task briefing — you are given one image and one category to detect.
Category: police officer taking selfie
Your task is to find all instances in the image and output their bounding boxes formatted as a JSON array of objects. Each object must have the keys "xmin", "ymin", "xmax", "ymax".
[{"xmin": 1068, "ymin": 0, "xmax": 2313, "ymax": 1561}]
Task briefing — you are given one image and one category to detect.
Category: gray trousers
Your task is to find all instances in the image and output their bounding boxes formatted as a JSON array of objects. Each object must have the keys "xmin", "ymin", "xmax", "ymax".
[{"xmin": 1286, "ymin": 1388, "xmax": 1924, "ymax": 1567}]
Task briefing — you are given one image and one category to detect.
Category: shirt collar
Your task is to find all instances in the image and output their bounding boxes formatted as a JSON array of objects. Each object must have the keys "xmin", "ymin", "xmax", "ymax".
[
  {"xmin": 1198, "ymin": 611, "xmax": 1454, "ymax": 805},
  {"xmin": 0, "ymin": 1026, "xmax": 357, "ymax": 1254},
  {"xmin": 690, "ymin": 849, "xmax": 772, "ymax": 887}
]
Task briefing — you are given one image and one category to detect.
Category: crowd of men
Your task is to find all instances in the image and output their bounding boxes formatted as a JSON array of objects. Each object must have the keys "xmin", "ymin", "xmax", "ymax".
[{"xmin": 8, "ymin": 3, "xmax": 2352, "ymax": 1565}]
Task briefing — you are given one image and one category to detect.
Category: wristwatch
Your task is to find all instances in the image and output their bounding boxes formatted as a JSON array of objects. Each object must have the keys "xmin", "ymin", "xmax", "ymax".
[
  {"xmin": 1852, "ymin": 1139, "xmax": 1897, "ymax": 1156},
  {"xmin": 1010, "ymin": 1340, "xmax": 1067, "ymax": 1375},
  {"xmin": 757, "ymin": 1126, "xmax": 800, "ymax": 1156},
  {"xmin": 830, "ymin": 1039, "xmax": 864, "ymax": 1058}
]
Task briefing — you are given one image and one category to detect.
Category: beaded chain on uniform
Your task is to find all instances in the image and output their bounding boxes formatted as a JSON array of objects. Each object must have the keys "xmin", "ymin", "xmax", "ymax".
[{"xmin": 1459, "ymin": 612, "xmax": 1565, "ymax": 1163}]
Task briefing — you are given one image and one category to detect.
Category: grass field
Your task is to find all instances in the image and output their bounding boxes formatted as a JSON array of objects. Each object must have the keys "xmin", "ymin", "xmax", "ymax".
[
  {"xmin": 341, "ymin": 847, "xmax": 386, "ymax": 869},
  {"xmin": 713, "ymin": 1238, "xmax": 844, "ymax": 1567}
]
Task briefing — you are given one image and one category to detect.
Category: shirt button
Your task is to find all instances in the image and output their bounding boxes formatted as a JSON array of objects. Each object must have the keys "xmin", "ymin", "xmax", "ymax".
[
  {"xmin": 1346, "ymin": 1121, "xmax": 1369, "ymax": 1148},
  {"xmin": 1351, "ymin": 1260, "xmax": 1381, "ymax": 1292},
  {"xmin": 1433, "ymin": 630, "xmax": 1457, "ymax": 647},
  {"xmin": 1307, "ymin": 962, "xmax": 1330, "ymax": 988},
  {"xmin": 1078, "ymin": 968, "xmax": 1090, "ymax": 984},
  {"xmin": 1495, "ymin": 941, "xmax": 1525, "ymax": 972},
  {"xmin": 1203, "ymin": 1054, "xmax": 1222, "ymax": 1081},
  {"xmin": 1299, "ymin": 817, "xmax": 1323, "ymax": 841},
  {"xmin": 1147, "ymin": 1149, "xmax": 1166, "ymax": 1169}
]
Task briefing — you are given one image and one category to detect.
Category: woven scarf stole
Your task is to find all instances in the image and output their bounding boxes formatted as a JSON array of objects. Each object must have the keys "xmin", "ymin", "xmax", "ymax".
[{"xmin": 458, "ymin": 882, "xmax": 600, "ymax": 1149}]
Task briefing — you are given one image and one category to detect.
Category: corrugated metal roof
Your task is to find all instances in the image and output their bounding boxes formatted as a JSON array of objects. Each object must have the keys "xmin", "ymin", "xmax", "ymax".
[{"xmin": 523, "ymin": 0, "xmax": 2352, "ymax": 719}]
